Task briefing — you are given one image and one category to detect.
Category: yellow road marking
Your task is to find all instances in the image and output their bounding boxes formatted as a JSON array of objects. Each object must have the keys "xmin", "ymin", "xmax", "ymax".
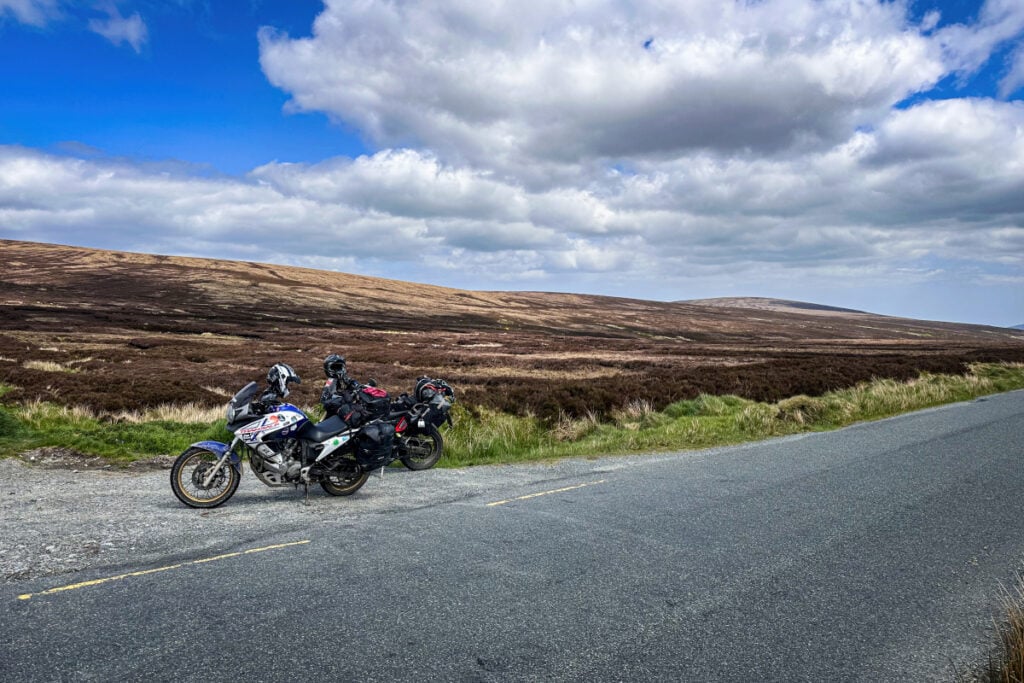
[
  {"xmin": 17, "ymin": 540, "xmax": 311, "ymax": 601},
  {"xmin": 486, "ymin": 479, "xmax": 607, "ymax": 507}
]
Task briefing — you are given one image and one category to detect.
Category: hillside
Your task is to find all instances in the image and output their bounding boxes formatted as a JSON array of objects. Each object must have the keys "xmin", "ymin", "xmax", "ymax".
[{"xmin": 1, "ymin": 239, "xmax": 1022, "ymax": 418}]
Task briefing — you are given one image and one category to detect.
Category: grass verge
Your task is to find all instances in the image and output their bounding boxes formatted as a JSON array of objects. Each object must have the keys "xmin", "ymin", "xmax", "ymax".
[
  {"xmin": 0, "ymin": 363, "xmax": 1022, "ymax": 465},
  {"xmin": 977, "ymin": 572, "xmax": 1024, "ymax": 683},
  {"xmin": 442, "ymin": 362, "xmax": 1024, "ymax": 466}
]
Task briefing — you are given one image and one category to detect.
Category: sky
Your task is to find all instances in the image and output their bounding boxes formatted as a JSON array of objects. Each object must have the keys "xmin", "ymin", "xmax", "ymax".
[{"xmin": 1, "ymin": 0, "xmax": 1023, "ymax": 327}]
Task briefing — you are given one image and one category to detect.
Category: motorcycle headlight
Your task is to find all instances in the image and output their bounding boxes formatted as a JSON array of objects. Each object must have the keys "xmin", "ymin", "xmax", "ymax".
[{"xmin": 226, "ymin": 403, "xmax": 250, "ymax": 423}]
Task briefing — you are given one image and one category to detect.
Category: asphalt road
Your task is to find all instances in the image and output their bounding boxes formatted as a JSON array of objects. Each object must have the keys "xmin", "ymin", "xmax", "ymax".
[{"xmin": 2, "ymin": 391, "xmax": 1024, "ymax": 682}]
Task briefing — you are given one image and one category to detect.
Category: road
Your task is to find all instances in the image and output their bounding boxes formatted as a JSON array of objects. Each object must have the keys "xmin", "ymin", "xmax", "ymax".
[{"xmin": 2, "ymin": 391, "xmax": 1024, "ymax": 681}]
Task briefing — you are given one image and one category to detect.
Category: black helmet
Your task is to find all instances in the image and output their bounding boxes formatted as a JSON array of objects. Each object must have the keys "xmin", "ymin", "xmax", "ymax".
[
  {"xmin": 323, "ymin": 354, "xmax": 347, "ymax": 379},
  {"xmin": 267, "ymin": 363, "xmax": 301, "ymax": 398},
  {"xmin": 415, "ymin": 377, "xmax": 438, "ymax": 402}
]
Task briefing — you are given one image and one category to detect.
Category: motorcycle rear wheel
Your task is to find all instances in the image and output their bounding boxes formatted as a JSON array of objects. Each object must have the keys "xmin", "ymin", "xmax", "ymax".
[
  {"xmin": 320, "ymin": 465, "xmax": 369, "ymax": 496},
  {"xmin": 399, "ymin": 425, "xmax": 443, "ymax": 470},
  {"xmin": 170, "ymin": 447, "xmax": 240, "ymax": 509}
]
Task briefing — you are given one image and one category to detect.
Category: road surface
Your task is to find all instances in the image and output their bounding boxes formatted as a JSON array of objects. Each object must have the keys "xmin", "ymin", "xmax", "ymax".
[{"xmin": 2, "ymin": 391, "xmax": 1023, "ymax": 681}]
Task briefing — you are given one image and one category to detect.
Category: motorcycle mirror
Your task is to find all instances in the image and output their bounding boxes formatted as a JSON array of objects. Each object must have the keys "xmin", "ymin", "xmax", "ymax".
[{"xmin": 367, "ymin": 378, "xmax": 378, "ymax": 387}]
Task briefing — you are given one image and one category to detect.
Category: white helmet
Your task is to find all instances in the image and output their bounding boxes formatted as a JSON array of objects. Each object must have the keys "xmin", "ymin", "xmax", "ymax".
[{"xmin": 267, "ymin": 363, "xmax": 301, "ymax": 398}]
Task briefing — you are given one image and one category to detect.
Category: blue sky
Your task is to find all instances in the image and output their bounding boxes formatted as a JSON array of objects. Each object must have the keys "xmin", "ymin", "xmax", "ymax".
[
  {"xmin": 1, "ymin": 1, "xmax": 362, "ymax": 173},
  {"xmin": 1, "ymin": 0, "xmax": 1023, "ymax": 327}
]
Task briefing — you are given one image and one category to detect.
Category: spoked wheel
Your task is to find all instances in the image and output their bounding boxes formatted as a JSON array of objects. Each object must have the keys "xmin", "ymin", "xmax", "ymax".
[
  {"xmin": 320, "ymin": 461, "xmax": 369, "ymax": 496},
  {"xmin": 399, "ymin": 425, "xmax": 443, "ymax": 471},
  {"xmin": 170, "ymin": 447, "xmax": 240, "ymax": 509}
]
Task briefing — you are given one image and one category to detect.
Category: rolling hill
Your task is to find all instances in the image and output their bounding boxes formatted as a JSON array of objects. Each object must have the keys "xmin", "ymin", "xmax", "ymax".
[{"xmin": 1, "ymin": 239, "xmax": 1022, "ymax": 418}]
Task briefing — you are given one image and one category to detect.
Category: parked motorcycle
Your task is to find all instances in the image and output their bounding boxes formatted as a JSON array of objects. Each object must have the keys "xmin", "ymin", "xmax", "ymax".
[
  {"xmin": 384, "ymin": 378, "xmax": 454, "ymax": 470},
  {"xmin": 385, "ymin": 377, "xmax": 454, "ymax": 470},
  {"xmin": 320, "ymin": 355, "xmax": 455, "ymax": 471},
  {"xmin": 169, "ymin": 364, "xmax": 444, "ymax": 508}
]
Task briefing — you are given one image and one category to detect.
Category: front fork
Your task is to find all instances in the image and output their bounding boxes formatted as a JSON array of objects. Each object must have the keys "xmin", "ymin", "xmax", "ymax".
[{"xmin": 202, "ymin": 437, "xmax": 241, "ymax": 488}]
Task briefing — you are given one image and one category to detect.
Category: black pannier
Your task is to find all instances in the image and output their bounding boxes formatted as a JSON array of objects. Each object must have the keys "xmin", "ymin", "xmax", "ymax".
[
  {"xmin": 358, "ymin": 386, "xmax": 390, "ymax": 421},
  {"xmin": 323, "ymin": 382, "xmax": 390, "ymax": 428},
  {"xmin": 356, "ymin": 422, "xmax": 395, "ymax": 468}
]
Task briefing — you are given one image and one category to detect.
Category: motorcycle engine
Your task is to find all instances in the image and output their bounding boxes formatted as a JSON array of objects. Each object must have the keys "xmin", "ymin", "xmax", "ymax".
[{"xmin": 254, "ymin": 439, "xmax": 301, "ymax": 481}]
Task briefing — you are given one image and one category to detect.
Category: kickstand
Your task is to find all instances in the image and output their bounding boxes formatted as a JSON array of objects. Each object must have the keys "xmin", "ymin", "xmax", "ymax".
[
  {"xmin": 378, "ymin": 466, "xmax": 385, "ymax": 481},
  {"xmin": 303, "ymin": 482, "xmax": 310, "ymax": 506}
]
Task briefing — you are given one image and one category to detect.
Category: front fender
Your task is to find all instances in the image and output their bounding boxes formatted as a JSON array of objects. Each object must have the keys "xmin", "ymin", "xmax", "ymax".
[{"xmin": 187, "ymin": 440, "xmax": 242, "ymax": 473}]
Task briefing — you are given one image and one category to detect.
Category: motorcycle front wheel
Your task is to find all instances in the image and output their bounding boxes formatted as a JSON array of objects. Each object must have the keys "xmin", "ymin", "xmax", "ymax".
[
  {"xmin": 399, "ymin": 425, "xmax": 443, "ymax": 471},
  {"xmin": 170, "ymin": 447, "xmax": 240, "ymax": 509},
  {"xmin": 320, "ymin": 463, "xmax": 369, "ymax": 496}
]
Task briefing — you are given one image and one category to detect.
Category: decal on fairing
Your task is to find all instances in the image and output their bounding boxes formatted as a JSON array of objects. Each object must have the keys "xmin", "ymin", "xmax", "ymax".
[
  {"xmin": 315, "ymin": 432, "xmax": 353, "ymax": 461},
  {"xmin": 236, "ymin": 409, "xmax": 305, "ymax": 444}
]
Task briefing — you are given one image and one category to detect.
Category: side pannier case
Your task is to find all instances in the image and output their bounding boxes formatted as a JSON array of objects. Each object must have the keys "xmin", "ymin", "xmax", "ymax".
[{"xmin": 356, "ymin": 421, "xmax": 395, "ymax": 468}]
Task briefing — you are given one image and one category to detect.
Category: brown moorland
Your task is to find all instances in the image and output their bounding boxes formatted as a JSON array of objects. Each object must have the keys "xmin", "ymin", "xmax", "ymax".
[{"xmin": 1, "ymin": 239, "xmax": 1022, "ymax": 421}]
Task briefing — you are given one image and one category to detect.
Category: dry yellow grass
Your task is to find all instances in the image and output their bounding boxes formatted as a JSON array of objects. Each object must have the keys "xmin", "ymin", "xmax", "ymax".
[
  {"xmin": 18, "ymin": 399, "xmax": 225, "ymax": 424},
  {"xmin": 980, "ymin": 573, "xmax": 1024, "ymax": 683},
  {"xmin": 462, "ymin": 366, "xmax": 623, "ymax": 381},
  {"xmin": 553, "ymin": 410, "xmax": 601, "ymax": 441},
  {"xmin": 23, "ymin": 360, "xmax": 77, "ymax": 373}
]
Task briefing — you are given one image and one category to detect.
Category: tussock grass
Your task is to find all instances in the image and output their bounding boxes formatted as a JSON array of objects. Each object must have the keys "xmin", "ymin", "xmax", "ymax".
[
  {"xmin": 0, "ymin": 364, "xmax": 1022, "ymax": 465},
  {"xmin": 979, "ymin": 573, "xmax": 1024, "ymax": 683},
  {"xmin": 17, "ymin": 399, "xmax": 225, "ymax": 425},
  {"xmin": 441, "ymin": 363, "xmax": 1024, "ymax": 467},
  {"xmin": 22, "ymin": 360, "xmax": 78, "ymax": 373},
  {"xmin": 552, "ymin": 410, "xmax": 601, "ymax": 442}
]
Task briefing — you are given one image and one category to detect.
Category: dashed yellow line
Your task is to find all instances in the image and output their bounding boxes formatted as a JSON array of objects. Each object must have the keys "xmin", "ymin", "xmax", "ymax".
[
  {"xmin": 17, "ymin": 540, "xmax": 311, "ymax": 601},
  {"xmin": 486, "ymin": 479, "xmax": 607, "ymax": 507}
]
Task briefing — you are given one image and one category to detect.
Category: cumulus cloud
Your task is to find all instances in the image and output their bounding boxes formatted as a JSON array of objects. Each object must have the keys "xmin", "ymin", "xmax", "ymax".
[
  {"xmin": 88, "ymin": 3, "xmax": 147, "ymax": 52},
  {"xmin": 258, "ymin": 0, "xmax": 947, "ymax": 175},
  {"xmin": 3, "ymin": 95, "xmax": 1023, "ymax": 292},
  {"xmin": 4, "ymin": 0, "xmax": 1024, "ymax": 321}
]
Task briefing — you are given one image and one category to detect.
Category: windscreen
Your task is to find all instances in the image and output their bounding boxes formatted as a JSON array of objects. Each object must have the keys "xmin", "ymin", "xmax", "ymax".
[{"xmin": 230, "ymin": 381, "xmax": 259, "ymax": 406}]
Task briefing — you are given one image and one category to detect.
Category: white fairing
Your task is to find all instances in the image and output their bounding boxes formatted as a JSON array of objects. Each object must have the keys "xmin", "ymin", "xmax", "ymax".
[
  {"xmin": 315, "ymin": 432, "xmax": 353, "ymax": 461},
  {"xmin": 236, "ymin": 411, "xmax": 305, "ymax": 445}
]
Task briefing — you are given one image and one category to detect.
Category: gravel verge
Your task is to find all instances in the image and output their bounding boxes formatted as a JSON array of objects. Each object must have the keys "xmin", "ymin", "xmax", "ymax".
[{"xmin": 0, "ymin": 449, "xmax": 649, "ymax": 586}]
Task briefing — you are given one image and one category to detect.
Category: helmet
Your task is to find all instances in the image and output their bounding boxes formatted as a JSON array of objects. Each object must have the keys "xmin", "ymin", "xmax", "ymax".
[
  {"xmin": 323, "ymin": 354, "xmax": 347, "ymax": 379},
  {"xmin": 416, "ymin": 376, "xmax": 454, "ymax": 403},
  {"xmin": 267, "ymin": 363, "xmax": 301, "ymax": 398},
  {"xmin": 415, "ymin": 376, "xmax": 438, "ymax": 403}
]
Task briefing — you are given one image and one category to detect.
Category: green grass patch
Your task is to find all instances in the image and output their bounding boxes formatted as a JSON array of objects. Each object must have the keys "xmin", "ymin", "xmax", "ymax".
[
  {"xmin": 0, "ymin": 364, "xmax": 1022, "ymax": 465},
  {"xmin": 440, "ymin": 362, "xmax": 1024, "ymax": 467},
  {"xmin": 0, "ymin": 402, "xmax": 231, "ymax": 461}
]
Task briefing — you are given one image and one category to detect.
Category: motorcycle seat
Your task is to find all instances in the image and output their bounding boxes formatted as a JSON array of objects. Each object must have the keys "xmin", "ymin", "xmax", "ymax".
[{"xmin": 297, "ymin": 415, "xmax": 349, "ymax": 442}]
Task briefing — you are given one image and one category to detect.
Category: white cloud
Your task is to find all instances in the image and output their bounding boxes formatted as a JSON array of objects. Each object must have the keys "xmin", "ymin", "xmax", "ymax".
[
  {"xmin": 934, "ymin": 0, "xmax": 1024, "ymax": 79},
  {"xmin": 0, "ymin": 0, "xmax": 59, "ymax": 26},
  {"xmin": 258, "ymin": 0, "xmax": 946, "ymax": 175},
  {"xmin": 88, "ymin": 3, "xmax": 147, "ymax": 53},
  {"xmin": 1, "ymin": 0, "xmax": 149, "ymax": 52},
  {"xmin": 1000, "ymin": 44, "xmax": 1024, "ymax": 98},
  {"xmin": 4, "ymin": 1, "xmax": 1024, "ymax": 323},
  {"xmin": 3, "ymin": 95, "xmax": 1023, "ymax": 291}
]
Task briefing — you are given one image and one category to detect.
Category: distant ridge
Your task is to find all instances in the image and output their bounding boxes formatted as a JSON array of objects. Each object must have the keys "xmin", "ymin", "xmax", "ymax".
[
  {"xmin": 1013, "ymin": 324, "xmax": 1024, "ymax": 331},
  {"xmin": 1, "ymin": 239, "xmax": 1021, "ymax": 344},
  {"xmin": 682, "ymin": 297, "xmax": 868, "ymax": 316}
]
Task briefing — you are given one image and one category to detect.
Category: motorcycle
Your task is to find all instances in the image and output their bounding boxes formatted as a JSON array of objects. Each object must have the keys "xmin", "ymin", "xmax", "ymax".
[
  {"xmin": 169, "ymin": 365, "xmax": 446, "ymax": 509},
  {"xmin": 321, "ymin": 373, "xmax": 455, "ymax": 471}
]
